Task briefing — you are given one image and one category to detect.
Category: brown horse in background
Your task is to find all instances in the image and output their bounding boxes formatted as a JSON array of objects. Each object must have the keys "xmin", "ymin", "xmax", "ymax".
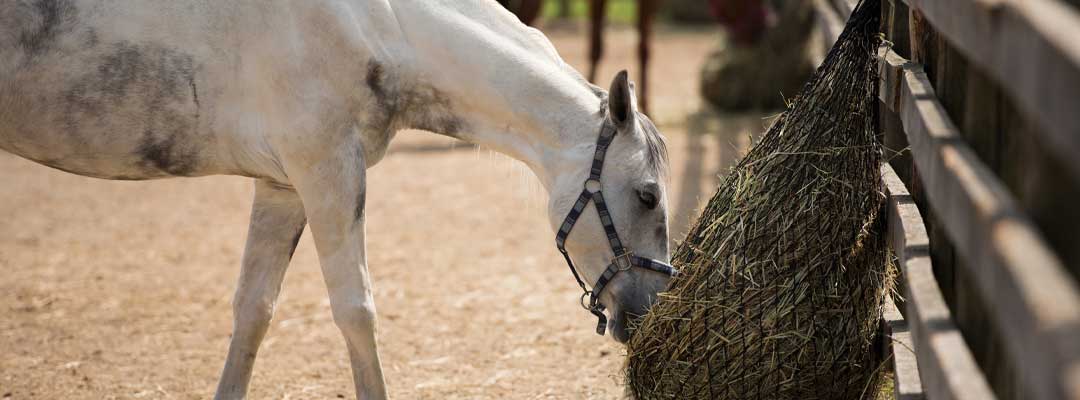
[{"xmin": 499, "ymin": 0, "xmax": 659, "ymax": 113}]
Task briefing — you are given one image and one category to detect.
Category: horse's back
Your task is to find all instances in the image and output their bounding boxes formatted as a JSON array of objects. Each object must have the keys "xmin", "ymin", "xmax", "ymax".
[
  {"xmin": 0, "ymin": 0, "xmax": 467, "ymax": 181},
  {"xmin": 0, "ymin": 1, "xmax": 378, "ymax": 182}
]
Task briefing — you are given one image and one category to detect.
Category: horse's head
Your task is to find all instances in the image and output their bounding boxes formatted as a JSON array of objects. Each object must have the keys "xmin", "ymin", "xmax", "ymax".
[{"xmin": 548, "ymin": 71, "xmax": 671, "ymax": 343}]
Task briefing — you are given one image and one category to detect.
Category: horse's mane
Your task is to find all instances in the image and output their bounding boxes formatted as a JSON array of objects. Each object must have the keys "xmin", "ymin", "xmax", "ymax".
[{"xmin": 637, "ymin": 112, "xmax": 669, "ymax": 178}]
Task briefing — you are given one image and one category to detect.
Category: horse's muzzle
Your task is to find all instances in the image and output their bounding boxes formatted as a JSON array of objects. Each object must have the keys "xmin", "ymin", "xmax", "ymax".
[{"xmin": 609, "ymin": 310, "xmax": 634, "ymax": 343}]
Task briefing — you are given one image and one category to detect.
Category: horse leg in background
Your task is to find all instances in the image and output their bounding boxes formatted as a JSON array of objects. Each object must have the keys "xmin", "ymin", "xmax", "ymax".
[
  {"xmin": 498, "ymin": 0, "xmax": 544, "ymax": 26},
  {"xmin": 285, "ymin": 134, "xmax": 386, "ymax": 400},
  {"xmin": 637, "ymin": 0, "xmax": 656, "ymax": 114},
  {"xmin": 588, "ymin": 0, "xmax": 609, "ymax": 82},
  {"xmin": 215, "ymin": 181, "xmax": 307, "ymax": 400},
  {"xmin": 518, "ymin": 0, "xmax": 544, "ymax": 26}
]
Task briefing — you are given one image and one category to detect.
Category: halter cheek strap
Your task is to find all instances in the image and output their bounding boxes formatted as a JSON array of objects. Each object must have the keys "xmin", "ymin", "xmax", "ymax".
[{"xmin": 555, "ymin": 120, "xmax": 678, "ymax": 336}]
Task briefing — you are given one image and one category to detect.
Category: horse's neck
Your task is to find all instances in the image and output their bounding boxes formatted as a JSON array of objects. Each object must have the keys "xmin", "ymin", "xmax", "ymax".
[
  {"xmin": 386, "ymin": 0, "xmax": 604, "ymax": 189},
  {"xmin": 446, "ymin": 74, "xmax": 604, "ymax": 189}
]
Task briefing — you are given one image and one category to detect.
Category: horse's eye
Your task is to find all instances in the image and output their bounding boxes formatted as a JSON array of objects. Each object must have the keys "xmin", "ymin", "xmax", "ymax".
[{"xmin": 637, "ymin": 189, "xmax": 659, "ymax": 210}]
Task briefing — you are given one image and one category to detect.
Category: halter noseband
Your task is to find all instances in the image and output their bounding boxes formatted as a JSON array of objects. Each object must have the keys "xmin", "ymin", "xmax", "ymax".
[{"xmin": 554, "ymin": 119, "xmax": 678, "ymax": 336}]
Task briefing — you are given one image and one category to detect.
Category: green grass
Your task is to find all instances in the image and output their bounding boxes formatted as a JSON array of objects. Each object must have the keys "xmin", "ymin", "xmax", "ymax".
[{"xmin": 541, "ymin": 0, "xmax": 638, "ymax": 25}]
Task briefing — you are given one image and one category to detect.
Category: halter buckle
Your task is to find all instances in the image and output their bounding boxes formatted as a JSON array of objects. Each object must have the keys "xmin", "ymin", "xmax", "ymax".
[{"xmin": 614, "ymin": 250, "xmax": 634, "ymax": 271}]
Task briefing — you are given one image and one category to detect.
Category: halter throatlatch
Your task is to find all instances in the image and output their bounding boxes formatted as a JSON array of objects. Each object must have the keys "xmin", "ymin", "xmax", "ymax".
[{"xmin": 555, "ymin": 120, "xmax": 678, "ymax": 336}]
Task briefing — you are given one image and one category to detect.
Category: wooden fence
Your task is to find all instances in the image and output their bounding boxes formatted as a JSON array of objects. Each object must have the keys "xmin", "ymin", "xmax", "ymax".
[{"xmin": 813, "ymin": 1, "xmax": 1080, "ymax": 399}]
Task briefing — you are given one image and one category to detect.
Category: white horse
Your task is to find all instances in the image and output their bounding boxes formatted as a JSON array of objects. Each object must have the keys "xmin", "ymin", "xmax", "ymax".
[{"xmin": 0, "ymin": 0, "xmax": 673, "ymax": 398}]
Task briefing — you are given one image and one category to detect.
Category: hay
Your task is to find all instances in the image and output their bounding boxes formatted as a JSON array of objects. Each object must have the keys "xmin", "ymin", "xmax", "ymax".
[{"xmin": 626, "ymin": 1, "xmax": 890, "ymax": 399}]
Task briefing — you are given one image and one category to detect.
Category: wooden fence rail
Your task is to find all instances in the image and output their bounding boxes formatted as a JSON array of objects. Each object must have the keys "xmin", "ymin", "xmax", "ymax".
[
  {"xmin": 883, "ymin": 163, "xmax": 995, "ymax": 400},
  {"xmin": 812, "ymin": 1, "xmax": 1080, "ymax": 399},
  {"xmin": 901, "ymin": 0, "xmax": 1080, "ymax": 179},
  {"xmin": 879, "ymin": 46, "xmax": 1080, "ymax": 400},
  {"xmin": 882, "ymin": 295, "xmax": 923, "ymax": 400}
]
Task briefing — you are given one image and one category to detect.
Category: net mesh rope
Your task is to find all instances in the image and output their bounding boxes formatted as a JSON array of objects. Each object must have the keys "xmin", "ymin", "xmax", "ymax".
[{"xmin": 626, "ymin": 1, "xmax": 891, "ymax": 398}]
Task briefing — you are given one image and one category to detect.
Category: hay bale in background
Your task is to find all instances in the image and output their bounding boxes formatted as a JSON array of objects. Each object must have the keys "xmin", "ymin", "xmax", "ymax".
[
  {"xmin": 700, "ymin": 0, "xmax": 817, "ymax": 110},
  {"xmin": 664, "ymin": 0, "xmax": 716, "ymax": 24},
  {"xmin": 627, "ymin": 1, "xmax": 890, "ymax": 399}
]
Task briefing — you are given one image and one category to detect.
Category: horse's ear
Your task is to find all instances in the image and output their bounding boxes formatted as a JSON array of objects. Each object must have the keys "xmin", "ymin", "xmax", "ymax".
[{"xmin": 608, "ymin": 70, "xmax": 635, "ymax": 129}]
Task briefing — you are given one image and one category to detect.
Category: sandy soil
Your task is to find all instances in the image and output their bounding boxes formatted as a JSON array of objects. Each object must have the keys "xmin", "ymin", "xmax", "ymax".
[{"xmin": 0, "ymin": 26, "xmax": 768, "ymax": 399}]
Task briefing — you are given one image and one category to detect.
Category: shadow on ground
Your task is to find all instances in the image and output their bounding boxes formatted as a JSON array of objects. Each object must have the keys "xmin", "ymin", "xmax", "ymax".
[{"xmin": 669, "ymin": 109, "xmax": 774, "ymax": 244}]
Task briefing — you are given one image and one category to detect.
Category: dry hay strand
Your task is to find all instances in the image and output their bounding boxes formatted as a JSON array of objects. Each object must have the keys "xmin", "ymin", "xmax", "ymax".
[{"xmin": 626, "ymin": 1, "xmax": 891, "ymax": 399}]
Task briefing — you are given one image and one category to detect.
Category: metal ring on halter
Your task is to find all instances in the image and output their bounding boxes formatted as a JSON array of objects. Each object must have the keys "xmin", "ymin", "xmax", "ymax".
[
  {"xmin": 584, "ymin": 178, "xmax": 602, "ymax": 193},
  {"xmin": 580, "ymin": 291, "xmax": 594, "ymax": 310}
]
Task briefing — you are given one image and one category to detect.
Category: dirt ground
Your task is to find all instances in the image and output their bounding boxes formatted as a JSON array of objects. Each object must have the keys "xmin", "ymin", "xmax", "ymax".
[{"xmin": 0, "ymin": 25, "xmax": 769, "ymax": 399}]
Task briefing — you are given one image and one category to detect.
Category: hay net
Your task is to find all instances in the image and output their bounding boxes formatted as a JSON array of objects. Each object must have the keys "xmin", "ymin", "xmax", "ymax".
[{"xmin": 626, "ymin": 1, "xmax": 889, "ymax": 399}]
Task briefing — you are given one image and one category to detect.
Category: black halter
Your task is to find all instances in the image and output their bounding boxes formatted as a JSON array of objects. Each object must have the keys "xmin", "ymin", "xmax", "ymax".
[{"xmin": 555, "ymin": 119, "xmax": 678, "ymax": 336}]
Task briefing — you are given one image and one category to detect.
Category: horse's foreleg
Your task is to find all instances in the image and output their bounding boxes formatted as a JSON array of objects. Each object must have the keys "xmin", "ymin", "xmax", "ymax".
[
  {"xmin": 215, "ymin": 181, "xmax": 307, "ymax": 400},
  {"xmin": 286, "ymin": 137, "xmax": 387, "ymax": 400},
  {"xmin": 588, "ymin": 0, "xmax": 608, "ymax": 82}
]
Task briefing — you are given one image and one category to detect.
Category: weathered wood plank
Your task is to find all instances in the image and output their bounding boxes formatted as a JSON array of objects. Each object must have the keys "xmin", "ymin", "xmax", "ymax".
[
  {"xmin": 880, "ymin": 49, "xmax": 1080, "ymax": 400},
  {"xmin": 883, "ymin": 294, "xmax": 924, "ymax": 400},
  {"xmin": 879, "ymin": 50, "xmax": 907, "ymax": 111},
  {"xmin": 906, "ymin": 11, "xmax": 962, "ymax": 315},
  {"xmin": 883, "ymin": 0, "xmax": 911, "ymax": 60},
  {"xmin": 882, "ymin": 163, "xmax": 996, "ymax": 400},
  {"xmin": 883, "ymin": 164, "xmax": 926, "ymax": 400},
  {"xmin": 959, "ymin": 60, "xmax": 1025, "ymax": 400},
  {"xmin": 900, "ymin": 0, "xmax": 1080, "ymax": 180}
]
